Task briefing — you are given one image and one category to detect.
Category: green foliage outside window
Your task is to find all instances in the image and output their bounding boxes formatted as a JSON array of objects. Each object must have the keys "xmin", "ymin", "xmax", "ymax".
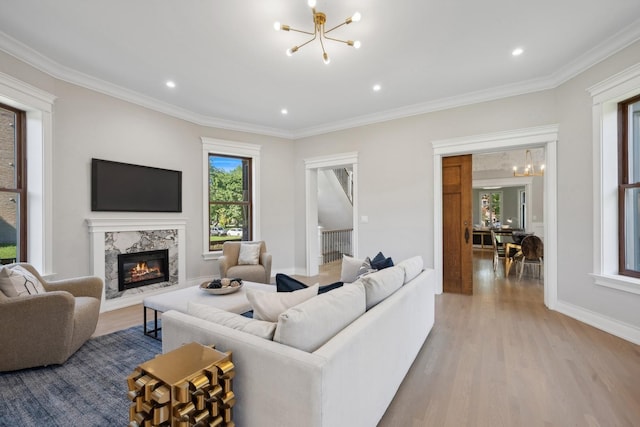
[{"xmin": 208, "ymin": 155, "xmax": 251, "ymax": 250}]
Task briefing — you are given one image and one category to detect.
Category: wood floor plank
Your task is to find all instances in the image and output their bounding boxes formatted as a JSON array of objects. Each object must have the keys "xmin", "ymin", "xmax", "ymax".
[{"xmin": 378, "ymin": 250, "xmax": 640, "ymax": 426}]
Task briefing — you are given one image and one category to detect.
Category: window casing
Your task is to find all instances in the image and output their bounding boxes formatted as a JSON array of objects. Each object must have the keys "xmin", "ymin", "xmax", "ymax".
[
  {"xmin": 0, "ymin": 102, "xmax": 27, "ymax": 263},
  {"xmin": 589, "ymin": 62, "xmax": 640, "ymax": 295},
  {"xmin": 618, "ymin": 95, "xmax": 640, "ymax": 278},
  {"xmin": 201, "ymin": 137, "xmax": 261, "ymax": 258}
]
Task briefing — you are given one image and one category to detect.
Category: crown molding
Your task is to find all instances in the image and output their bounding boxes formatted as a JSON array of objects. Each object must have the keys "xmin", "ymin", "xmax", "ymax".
[
  {"xmin": 0, "ymin": 31, "xmax": 294, "ymax": 139},
  {"xmin": 550, "ymin": 17, "xmax": 640, "ymax": 88},
  {"xmin": 1, "ymin": 17, "xmax": 639, "ymax": 141}
]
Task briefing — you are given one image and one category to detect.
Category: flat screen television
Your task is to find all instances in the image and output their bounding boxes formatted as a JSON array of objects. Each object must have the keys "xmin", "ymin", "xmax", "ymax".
[{"xmin": 91, "ymin": 158, "xmax": 182, "ymax": 212}]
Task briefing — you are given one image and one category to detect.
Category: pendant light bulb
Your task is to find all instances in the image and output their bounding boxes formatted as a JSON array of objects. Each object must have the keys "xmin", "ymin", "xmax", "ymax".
[{"xmin": 323, "ymin": 52, "xmax": 330, "ymax": 64}]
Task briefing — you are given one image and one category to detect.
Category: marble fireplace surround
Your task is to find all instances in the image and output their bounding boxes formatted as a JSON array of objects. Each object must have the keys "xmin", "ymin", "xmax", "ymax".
[{"xmin": 86, "ymin": 218, "xmax": 187, "ymax": 312}]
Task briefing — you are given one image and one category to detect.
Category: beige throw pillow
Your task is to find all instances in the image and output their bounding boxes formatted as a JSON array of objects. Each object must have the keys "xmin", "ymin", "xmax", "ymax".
[
  {"xmin": 238, "ymin": 242, "xmax": 261, "ymax": 265},
  {"xmin": 340, "ymin": 255, "xmax": 365, "ymax": 283},
  {"xmin": 0, "ymin": 265, "xmax": 46, "ymax": 297},
  {"xmin": 246, "ymin": 283, "xmax": 319, "ymax": 322}
]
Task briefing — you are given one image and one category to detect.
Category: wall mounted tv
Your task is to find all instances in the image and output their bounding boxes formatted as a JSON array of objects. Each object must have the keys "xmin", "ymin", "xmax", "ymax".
[{"xmin": 91, "ymin": 158, "xmax": 182, "ymax": 212}]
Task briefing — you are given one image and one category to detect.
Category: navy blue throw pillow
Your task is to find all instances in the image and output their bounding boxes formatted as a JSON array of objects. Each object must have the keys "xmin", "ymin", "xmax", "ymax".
[
  {"xmin": 371, "ymin": 251, "xmax": 394, "ymax": 270},
  {"xmin": 275, "ymin": 273, "xmax": 343, "ymax": 294}
]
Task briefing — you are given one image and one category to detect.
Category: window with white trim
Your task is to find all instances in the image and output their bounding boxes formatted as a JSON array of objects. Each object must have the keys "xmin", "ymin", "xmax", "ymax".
[
  {"xmin": 208, "ymin": 154, "xmax": 252, "ymax": 251},
  {"xmin": 201, "ymin": 137, "xmax": 260, "ymax": 258},
  {"xmin": 618, "ymin": 95, "xmax": 640, "ymax": 278},
  {"xmin": 589, "ymin": 63, "xmax": 640, "ymax": 294}
]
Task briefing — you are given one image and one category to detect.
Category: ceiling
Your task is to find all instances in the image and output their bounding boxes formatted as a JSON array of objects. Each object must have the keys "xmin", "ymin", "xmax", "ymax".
[{"xmin": 1, "ymin": 0, "xmax": 639, "ymax": 138}]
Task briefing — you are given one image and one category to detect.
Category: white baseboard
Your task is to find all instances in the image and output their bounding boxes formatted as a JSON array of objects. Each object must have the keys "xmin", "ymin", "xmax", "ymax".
[{"xmin": 555, "ymin": 300, "xmax": 640, "ymax": 345}]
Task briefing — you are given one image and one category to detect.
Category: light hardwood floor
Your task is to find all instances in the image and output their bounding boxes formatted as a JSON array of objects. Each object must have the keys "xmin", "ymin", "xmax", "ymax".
[
  {"xmin": 379, "ymin": 250, "xmax": 640, "ymax": 427},
  {"xmin": 94, "ymin": 254, "xmax": 640, "ymax": 426}
]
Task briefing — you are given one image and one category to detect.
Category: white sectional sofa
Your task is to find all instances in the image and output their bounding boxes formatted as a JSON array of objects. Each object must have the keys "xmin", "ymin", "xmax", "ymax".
[{"xmin": 162, "ymin": 257, "xmax": 436, "ymax": 427}]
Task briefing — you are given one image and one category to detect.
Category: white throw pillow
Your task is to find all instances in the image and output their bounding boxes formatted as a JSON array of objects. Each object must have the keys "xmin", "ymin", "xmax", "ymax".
[
  {"xmin": 187, "ymin": 302, "xmax": 276, "ymax": 340},
  {"xmin": 0, "ymin": 265, "xmax": 46, "ymax": 297},
  {"xmin": 340, "ymin": 255, "xmax": 364, "ymax": 283},
  {"xmin": 238, "ymin": 242, "xmax": 261, "ymax": 265},
  {"xmin": 360, "ymin": 265, "xmax": 404, "ymax": 310},
  {"xmin": 397, "ymin": 256, "xmax": 424, "ymax": 284},
  {"xmin": 246, "ymin": 283, "xmax": 319, "ymax": 322},
  {"xmin": 274, "ymin": 282, "xmax": 366, "ymax": 352}
]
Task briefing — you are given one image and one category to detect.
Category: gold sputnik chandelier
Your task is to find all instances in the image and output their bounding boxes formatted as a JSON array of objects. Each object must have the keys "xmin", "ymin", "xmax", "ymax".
[
  {"xmin": 513, "ymin": 149, "xmax": 545, "ymax": 177},
  {"xmin": 274, "ymin": 0, "xmax": 361, "ymax": 64}
]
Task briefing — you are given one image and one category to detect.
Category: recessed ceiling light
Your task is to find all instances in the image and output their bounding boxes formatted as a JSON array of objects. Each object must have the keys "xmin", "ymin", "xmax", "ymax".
[
  {"xmin": 165, "ymin": 80, "xmax": 176, "ymax": 88},
  {"xmin": 373, "ymin": 84, "xmax": 381, "ymax": 92},
  {"xmin": 281, "ymin": 108, "xmax": 288, "ymax": 115},
  {"xmin": 512, "ymin": 47, "xmax": 524, "ymax": 56}
]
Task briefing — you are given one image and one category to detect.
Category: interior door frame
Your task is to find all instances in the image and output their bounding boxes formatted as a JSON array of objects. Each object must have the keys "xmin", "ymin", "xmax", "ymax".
[
  {"xmin": 433, "ymin": 125, "xmax": 558, "ymax": 309},
  {"xmin": 304, "ymin": 152, "xmax": 359, "ymax": 276}
]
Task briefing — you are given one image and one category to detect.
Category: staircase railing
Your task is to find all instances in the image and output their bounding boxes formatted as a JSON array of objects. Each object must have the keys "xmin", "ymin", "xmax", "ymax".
[
  {"xmin": 332, "ymin": 168, "xmax": 353, "ymax": 204},
  {"xmin": 321, "ymin": 228, "xmax": 353, "ymax": 264}
]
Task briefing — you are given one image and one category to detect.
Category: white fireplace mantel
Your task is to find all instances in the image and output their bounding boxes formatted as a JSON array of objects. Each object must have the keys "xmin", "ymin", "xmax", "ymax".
[{"xmin": 86, "ymin": 217, "xmax": 187, "ymax": 311}]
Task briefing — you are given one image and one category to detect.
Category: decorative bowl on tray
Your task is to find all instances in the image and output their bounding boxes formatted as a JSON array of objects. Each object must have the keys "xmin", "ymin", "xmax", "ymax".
[{"xmin": 200, "ymin": 278, "xmax": 243, "ymax": 295}]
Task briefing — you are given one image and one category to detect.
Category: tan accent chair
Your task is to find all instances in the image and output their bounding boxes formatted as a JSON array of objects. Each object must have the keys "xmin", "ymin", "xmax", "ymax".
[
  {"xmin": 218, "ymin": 241, "xmax": 272, "ymax": 284},
  {"xmin": 0, "ymin": 263, "xmax": 103, "ymax": 372}
]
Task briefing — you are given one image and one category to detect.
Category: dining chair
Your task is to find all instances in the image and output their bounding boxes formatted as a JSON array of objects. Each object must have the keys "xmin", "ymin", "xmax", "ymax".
[
  {"xmin": 517, "ymin": 235, "xmax": 544, "ymax": 279},
  {"xmin": 491, "ymin": 230, "xmax": 506, "ymax": 273}
]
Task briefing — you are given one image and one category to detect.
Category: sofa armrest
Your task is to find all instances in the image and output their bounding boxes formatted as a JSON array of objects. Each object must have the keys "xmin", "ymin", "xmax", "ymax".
[
  {"xmin": 218, "ymin": 255, "xmax": 231, "ymax": 278},
  {"xmin": 260, "ymin": 252, "xmax": 272, "ymax": 283},
  {"xmin": 162, "ymin": 310, "xmax": 327, "ymax": 427},
  {"xmin": 0, "ymin": 291, "xmax": 76, "ymax": 371},
  {"xmin": 45, "ymin": 276, "xmax": 103, "ymax": 300}
]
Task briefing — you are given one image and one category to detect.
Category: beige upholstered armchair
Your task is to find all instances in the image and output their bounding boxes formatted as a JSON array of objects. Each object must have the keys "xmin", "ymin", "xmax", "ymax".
[
  {"xmin": 218, "ymin": 241, "xmax": 272, "ymax": 284},
  {"xmin": 0, "ymin": 263, "xmax": 103, "ymax": 372}
]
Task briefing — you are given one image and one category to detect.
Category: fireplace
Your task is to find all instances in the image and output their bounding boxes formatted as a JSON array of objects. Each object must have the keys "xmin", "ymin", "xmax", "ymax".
[{"xmin": 118, "ymin": 249, "xmax": 169, "ymax": 291}]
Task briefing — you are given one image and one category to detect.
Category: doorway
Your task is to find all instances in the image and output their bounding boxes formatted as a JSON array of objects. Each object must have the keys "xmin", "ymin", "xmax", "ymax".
[
  {"xmin": 432, "ymin": 125, "xmax": 558, "ymax": 309},
  {"xmin": 304, "ymin": 152, "xmax": 359, "ymax": 277}
]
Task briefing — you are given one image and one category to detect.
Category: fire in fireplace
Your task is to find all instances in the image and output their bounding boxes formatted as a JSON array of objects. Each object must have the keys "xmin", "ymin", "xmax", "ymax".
[{"xmin": 117, "ymin": 249, "xmax": 169, "ymax": 291}]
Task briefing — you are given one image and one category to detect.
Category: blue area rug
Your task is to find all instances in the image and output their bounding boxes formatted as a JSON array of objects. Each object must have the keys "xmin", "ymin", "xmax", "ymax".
[{"xmin": 0, "ymin": 325, "xmax": 162, "ymax": 426}]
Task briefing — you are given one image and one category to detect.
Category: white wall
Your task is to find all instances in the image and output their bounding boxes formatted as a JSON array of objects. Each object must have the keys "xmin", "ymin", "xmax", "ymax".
[
  {"xmin": 1, "ymin": 38, "xmax": 639, "ymax": 340},
  {"xmin": 293, "ymin": 41, "xmax": 640, "ymax": 338},
  {"xmin": 293, "ymin": 90, "xmax": 558, "ymax": 267},
  {"xmin": 0, "ymin": 49, "xmax": 296, "ymax": 282}
]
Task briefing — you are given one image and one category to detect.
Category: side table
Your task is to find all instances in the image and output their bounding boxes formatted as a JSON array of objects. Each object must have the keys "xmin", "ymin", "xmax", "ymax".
[{"xmin": 127, "ymin": 342, "xmax": 235, "ymax": 426}]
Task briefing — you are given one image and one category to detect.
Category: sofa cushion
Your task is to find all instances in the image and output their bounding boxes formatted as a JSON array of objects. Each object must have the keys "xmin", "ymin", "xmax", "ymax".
[
  {"xmin": 340, "ymin": 255, "xmax": 364, "ymax": 283},
  {"xmin": 396, "ymin": 256, "xmax": 424, "ymax": 284},
  {"xmin": 238, "ymin": 242, "xmax": 261, "ymax": 265},
  {"xmin": 0, "ymin": 265, "xmax": 46, "ymax": 297},
  {"xmin": 246, "ymin": 283, "xmax": 319, "ymax": 322},
  {"xmin": 371, "ymin": 251, "xmax": 394, "ymax": 270},
  {"xmin": 187, "ymin": 302, "xmax": 276, "ymax": 339},
  {"xmin": 274, "ymin": 281, "xmax": 366, "ymax": 352},
  {"xmin": 275, "ymin": 273, "xmax": 343, "ymax": 294},
  {"xmin": 360, "ymin": 266, "xmax": 404, "ymax": 310}
]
